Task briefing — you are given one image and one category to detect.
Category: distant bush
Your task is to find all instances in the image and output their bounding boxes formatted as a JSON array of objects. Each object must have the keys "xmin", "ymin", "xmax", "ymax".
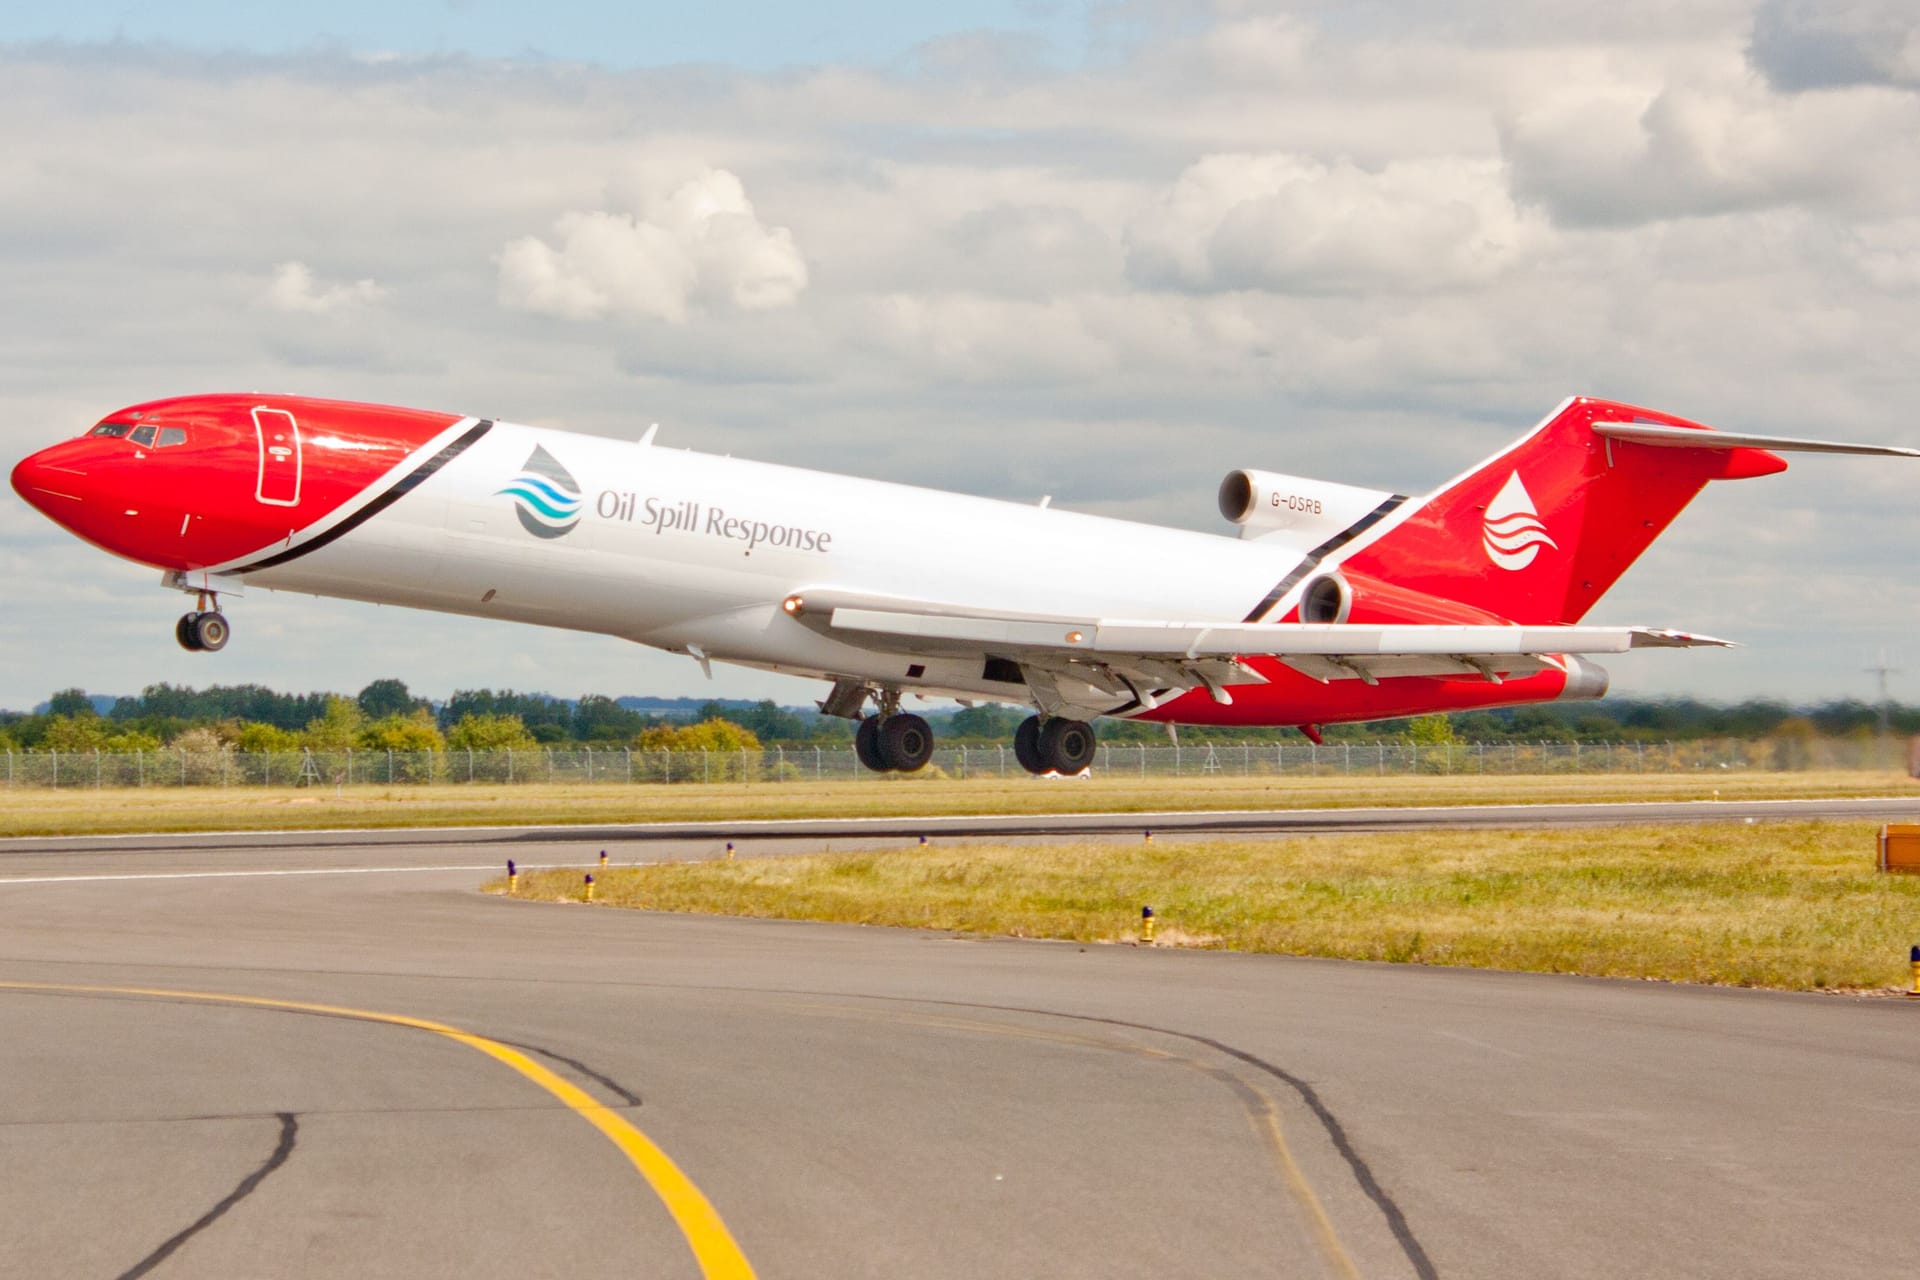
[{"xmin": 356, "ymin": 710, "xmax": 446, "ymax": 782}]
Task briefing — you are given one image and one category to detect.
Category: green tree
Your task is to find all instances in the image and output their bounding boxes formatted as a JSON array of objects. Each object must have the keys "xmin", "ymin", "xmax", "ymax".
[
  {"xmin": 1403, "ymin": 714, "xmax": 1458, "ymax": 774},
  {"xmin": 1404, "ymin": 715, "xmax": 1458, "ymax": 746},
  {"xmin": 635, "ymin": 718, "xmax": 762, "ymax": 780},
  {"xmin": 233, "ymin": 722, "xmax": 302, "ymax": 753},
  {"xmin": 47, "ymin": 688, "xmax": 97, "ymax": 719},
  {"xmin": 948, "ymin": 704, "xmax": 1024, "ymax": 740},
  {"xmin": 103, "ymin": 729, "xmax": 162, "ymax": 752},
  {"xmin": 636, "ymin": 718, "xmax": 762, "ymax": 752},
  {"xmin": 1767, "ymin": 717, "xmax": 1818, "ymax": 771},
  {"xmin": 573, "ymin": 694, "xmax": 644, "ymax": 742},
  {"xmin": 442, "ymin": 688, "xmax": 569, "ymax": 734},
  {"xmin": 301, "ymin": 697, "xmax": 366, "ymax": 752},
  {"xmin": 357, "ymin": 678, "xmax": 423, "ymax": 721},
  {"xmin": 41, "ymin": 715, "xmax": 107, "ymax": 752},
  {"xmin": 170, "ymin": 726, "xmax": 229, "ymax": 784},
  {"xmin": 357, "ymin": 709, "xmax": 446, "ymax": 753},
  {"xmin": 698, "ymin": 699, "xmax": 810, "ymax": 741},
  {"xmin": 446, "ymin": 713, "xmax": 539, "ymax": 751},
  {"xmin": 356, "ymin": 710, "xmax": 446, "ymax": 782},
  {"xmin": 116, "ymin": 682, "xmax": 331, "ymax": 730}
]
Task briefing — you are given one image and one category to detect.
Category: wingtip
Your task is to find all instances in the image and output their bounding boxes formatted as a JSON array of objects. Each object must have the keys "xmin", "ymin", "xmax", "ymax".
[{"xmin": 1629, "ymin": 628, "xmax": 1740, "ymax": 649}]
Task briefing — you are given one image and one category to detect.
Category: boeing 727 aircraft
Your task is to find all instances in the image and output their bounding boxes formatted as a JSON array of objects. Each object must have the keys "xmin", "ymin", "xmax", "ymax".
[{"xmin": 12, "ymin": 394, "xmax": 1914, "ymax": 774}]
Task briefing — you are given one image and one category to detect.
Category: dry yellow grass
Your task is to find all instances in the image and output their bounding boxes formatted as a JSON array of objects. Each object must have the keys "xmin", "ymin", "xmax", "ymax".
[
  {"xmin": 0, "ymin": 769, "xmax": 1910, "ymax": 838},
  {"xmin": 504, "ymin": 821, "xmax": 1920, "ymax": 991}
]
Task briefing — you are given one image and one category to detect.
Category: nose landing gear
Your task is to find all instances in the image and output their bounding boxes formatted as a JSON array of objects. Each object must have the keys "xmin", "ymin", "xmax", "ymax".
[{"xmin": 175, "ymin": 591, "xmax": 230, "ymax": 652}]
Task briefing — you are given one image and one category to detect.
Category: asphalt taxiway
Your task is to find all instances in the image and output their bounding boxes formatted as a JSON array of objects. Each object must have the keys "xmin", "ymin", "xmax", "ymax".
[{"xmin": 3, "ymin": 801, "xmax": 1918, "ymax": 1278}]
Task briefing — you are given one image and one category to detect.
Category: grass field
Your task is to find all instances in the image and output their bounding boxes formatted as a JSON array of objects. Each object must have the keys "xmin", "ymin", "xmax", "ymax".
[
  {"xmin": 0, "ymin": 769, "xmax": 1912, "ymax": 838},
  {"xmin": 502, "ymin": 820, "xmax": 1920, "ymax": 991}
]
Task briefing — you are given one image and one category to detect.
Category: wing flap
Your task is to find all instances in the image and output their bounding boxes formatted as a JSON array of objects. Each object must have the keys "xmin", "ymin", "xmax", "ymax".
[{"xmin": 824, "ymin": 604, "xmax": 1732, "ymax": 661}]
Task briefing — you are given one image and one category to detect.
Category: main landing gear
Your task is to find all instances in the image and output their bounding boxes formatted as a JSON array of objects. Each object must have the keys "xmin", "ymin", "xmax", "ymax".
[
  {"xmin": 1014, "ymin": 714, "xmax": 1096, "ymax": 776},
  {"xmin": 829, "ymin": 681, "xmax": 1095, "ymax": 776},
  {"xmin": 855, "ymin": 711, "xmax": 935, "ymax": 773},
  {"xmin": 175, "ymin": 592, "xmax": 230, "ymax": 652}
]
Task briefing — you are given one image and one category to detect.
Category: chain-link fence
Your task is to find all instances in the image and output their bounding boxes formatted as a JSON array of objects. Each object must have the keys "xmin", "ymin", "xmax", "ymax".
[{"xmin": 2, "ymin": 736, "xmax": 1912, "ymax": 788}]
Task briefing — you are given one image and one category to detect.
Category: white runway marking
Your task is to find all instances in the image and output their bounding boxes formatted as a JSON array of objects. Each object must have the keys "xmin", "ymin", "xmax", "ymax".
[{"xmin": 0, "ymin": 862, "xmax": 650, "ymax": 886}]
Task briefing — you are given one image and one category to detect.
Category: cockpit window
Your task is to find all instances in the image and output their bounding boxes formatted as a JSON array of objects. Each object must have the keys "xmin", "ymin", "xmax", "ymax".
[
  {"xmin": 130, "ymin": 424, "xmax": 157, "ymax": 447},
  {"xmin": 156, "ymin": 427, "xmax": 187, "ymax": 447},
  {"xmin": 88, "ymin": 422, "xmax": 133, "ymax": 438}
]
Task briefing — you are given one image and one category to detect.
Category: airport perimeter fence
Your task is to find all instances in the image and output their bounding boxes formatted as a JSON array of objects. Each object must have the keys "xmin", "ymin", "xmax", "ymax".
[{"xmin": 1, "ymin": 737, "xmax": 1911, "ymax": 788}]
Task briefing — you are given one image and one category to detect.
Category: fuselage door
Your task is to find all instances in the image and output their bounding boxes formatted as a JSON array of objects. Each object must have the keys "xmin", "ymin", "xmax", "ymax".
[{"xmin": 252, "ymin": 406, "xmax": 302, "ymax": 506}]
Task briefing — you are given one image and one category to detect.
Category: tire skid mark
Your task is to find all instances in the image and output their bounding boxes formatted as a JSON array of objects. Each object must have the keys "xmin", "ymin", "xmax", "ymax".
[
  {"xmin": 497, "ymin": 1038, "xmax": 644, "ymax": 1108},
  {"xmin": 965, "ymin": 1001, "xmax": 1439, "ymax": 1280},
  {"xmin": 0, "ymin": 983, "xmax": 752, "ymax": 1279},
  {"xmin": 774, "ymin": 991, "xmax": 1437, "ymax": 1280},
  {"xmin": 787, "ymin": 999, "xmax": 1363, "ymax": 1280},
  {"xmin": 117, "ymin": 1112, "xmax": 297, "ymax": 1280}
]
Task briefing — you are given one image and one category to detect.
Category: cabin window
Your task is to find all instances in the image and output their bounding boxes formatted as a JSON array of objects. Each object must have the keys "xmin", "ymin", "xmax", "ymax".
[{"xmin": 156, "ymin": 427, "xmax": 188, "ymax": 447}]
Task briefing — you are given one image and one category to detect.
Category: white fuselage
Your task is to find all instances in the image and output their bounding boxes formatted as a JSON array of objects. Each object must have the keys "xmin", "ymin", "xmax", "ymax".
[{"xmin": 240, "ymin": 421, "xmax": 1316, "ymax": 702}]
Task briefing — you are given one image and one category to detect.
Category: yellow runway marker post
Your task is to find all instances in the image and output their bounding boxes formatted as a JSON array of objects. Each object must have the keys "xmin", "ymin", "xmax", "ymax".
[{"xmin": 0, "ymin": 980, "xmax": 755, "ymax": 1280}]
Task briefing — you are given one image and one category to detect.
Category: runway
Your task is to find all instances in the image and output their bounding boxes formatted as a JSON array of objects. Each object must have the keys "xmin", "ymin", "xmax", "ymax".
[
  {"xmin": 7, "ymin": 791, "xmax": 1918, "ymax": 864},
  {"xmin": 3, "ymin": 803, "xmax": 1918, "ymax": 1278}
]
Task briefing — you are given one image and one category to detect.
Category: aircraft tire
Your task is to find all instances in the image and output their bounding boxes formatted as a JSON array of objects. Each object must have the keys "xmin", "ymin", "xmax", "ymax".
[
  {"xmin": 854, "ymin": 716, "xmax": 890, "ymax": 772},
  {"xmin": 878, "ymin": 713, "xmax": 934, "ymax": 773},
  {"xmin": 176, "ymin": 613, "xmax": 204, "ymax": 652},
  {"xmin": 1040, "ymin": 717, "xmax": 1096, "ymax": 775},
  {"xmin": 1013, "ymin": 716, "xmax": 1046, "ymax": 774},
  {"xmin": 191, "ymin": 611, "xmax": 231, "ymax": 652}
]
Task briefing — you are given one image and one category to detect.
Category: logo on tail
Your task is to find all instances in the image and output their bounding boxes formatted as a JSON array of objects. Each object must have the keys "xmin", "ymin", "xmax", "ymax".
[
  {"xmin": 497, "ymin": 445, "xmax": 583, "ymax": 539},
  {"xmin": 1482, "ymin": 470, "xmax": 1556, "ymax": 570}
]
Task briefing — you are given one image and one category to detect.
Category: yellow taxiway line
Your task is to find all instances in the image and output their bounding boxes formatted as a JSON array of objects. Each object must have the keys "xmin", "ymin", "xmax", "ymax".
[{"xmin": 0, "ymin": 980, "xmax": 755, "ymax": 1280}]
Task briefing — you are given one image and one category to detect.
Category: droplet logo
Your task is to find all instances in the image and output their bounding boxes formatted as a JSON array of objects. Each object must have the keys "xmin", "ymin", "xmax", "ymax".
[
  {"xmin": 1482, "ymin": 470, "xmax": 1556, "ymax": 570},
  {"xmin": 497, "ymin": 445, "xmax": 583, "ymax": 539}
]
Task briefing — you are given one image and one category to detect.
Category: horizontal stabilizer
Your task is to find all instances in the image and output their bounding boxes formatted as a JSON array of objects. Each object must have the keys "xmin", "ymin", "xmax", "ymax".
[{"xmin": 1592, "ymin": 421, "xmax": 1920, "ymax": 457}]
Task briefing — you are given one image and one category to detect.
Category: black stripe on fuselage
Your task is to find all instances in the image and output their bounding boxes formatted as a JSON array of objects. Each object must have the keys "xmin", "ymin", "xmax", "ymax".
[
  {"xmin": 1240, "ymin": 494, "xmax": 1409, "ymax": 623},
  {"xmin": 225, "ymin": 419, "xmax": 494, "ymax": 575}
]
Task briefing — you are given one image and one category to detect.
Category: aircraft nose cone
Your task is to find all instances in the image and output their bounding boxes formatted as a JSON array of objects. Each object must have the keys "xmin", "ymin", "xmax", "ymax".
[
  {"xmin": 11, "ymin": 449, "xmax": 51, "ymax": 510},
  {"xmin": 11, "ymin": 444, "xmax": 85, "ymax": 523}
]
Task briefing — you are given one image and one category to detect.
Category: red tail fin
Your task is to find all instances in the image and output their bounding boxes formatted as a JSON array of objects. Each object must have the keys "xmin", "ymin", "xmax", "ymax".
[{"xmin": 1337, "ymin": 397, "xmax": 1786, "ymax": 625}]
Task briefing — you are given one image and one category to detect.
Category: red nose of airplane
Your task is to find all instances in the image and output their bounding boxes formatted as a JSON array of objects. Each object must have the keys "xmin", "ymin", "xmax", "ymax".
[
  {"xmin": 11, "ymin": 442, "xmax": 91, "ymax": 528},
  {"xmin": 13, "ymin": 448, "xmax": 57, "ymax": 514}
]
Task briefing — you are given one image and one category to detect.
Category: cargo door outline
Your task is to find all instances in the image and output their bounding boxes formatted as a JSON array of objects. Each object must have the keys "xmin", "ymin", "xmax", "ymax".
[{"xmin": 252, "ymin": 407, "xmax": 302, "ymax": 506}]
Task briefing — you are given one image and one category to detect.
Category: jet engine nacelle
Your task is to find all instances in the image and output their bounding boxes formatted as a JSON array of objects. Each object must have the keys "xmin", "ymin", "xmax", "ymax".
[{"xmin": 1217, "ymin": 468, "xmax": 1395, "ymax": 543}]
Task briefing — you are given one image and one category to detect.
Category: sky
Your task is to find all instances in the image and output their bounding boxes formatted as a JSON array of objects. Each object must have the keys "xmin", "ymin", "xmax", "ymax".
[{"xmin": 3, "ymin": 0, "xmax": 1918, "ymax": 712}]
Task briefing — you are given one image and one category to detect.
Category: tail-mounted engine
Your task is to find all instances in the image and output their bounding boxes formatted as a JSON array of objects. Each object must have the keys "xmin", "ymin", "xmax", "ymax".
[{"xmin": 1217, "ymin": 469, "xmax": 1398, "ymax": 543}]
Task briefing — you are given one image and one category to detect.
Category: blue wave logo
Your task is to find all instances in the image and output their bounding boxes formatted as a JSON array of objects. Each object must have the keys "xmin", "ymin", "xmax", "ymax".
[{"xmin": 497, "ymin": 444, "xmax": 583, "ymax": 539}]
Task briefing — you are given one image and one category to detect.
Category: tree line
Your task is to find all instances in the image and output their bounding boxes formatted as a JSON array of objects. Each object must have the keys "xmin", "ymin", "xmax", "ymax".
[{"xmin": 0, "ymin": 680, "xmax": 1912, "ymax": 753}]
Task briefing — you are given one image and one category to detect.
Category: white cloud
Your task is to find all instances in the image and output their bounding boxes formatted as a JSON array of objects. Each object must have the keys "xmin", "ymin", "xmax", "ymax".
[
  {"xmin": 3, "ymin": 12, "xmax": 1920, "ymax": 708},
  {"xmin": 1125, "ymin": 153, "xmax": 1539, "ymax": 294},
  {"xmin": 497, "ymin": 168, "xmax": 808, "ymax": 323},
  {"xmin": 1499, "ymin": 53, "xmax": 1920, "ymax": 226},
  {"xmin": 262, "ymin": 261, "xmax": 386, "ymax": 313}
]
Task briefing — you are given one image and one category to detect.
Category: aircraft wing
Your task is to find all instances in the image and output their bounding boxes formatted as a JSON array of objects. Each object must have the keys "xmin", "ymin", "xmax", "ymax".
[{"xmin": 785, "ymin": 589, "xmax": 1730, "ymax": 706}]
